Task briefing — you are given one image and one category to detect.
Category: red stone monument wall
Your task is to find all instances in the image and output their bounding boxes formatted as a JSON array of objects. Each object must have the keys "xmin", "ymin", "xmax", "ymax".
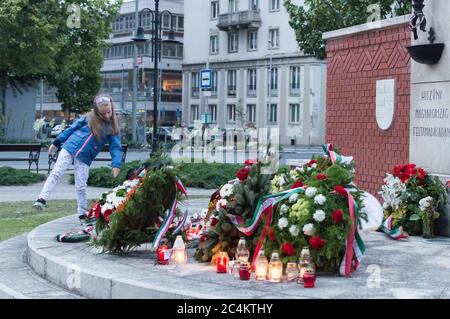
[{"xmin": 325, "ymin": 23, "xmax": 411, "ymax": 196}]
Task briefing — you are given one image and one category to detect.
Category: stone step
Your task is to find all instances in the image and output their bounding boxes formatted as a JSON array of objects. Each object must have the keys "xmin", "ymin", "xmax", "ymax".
[{"xmin": 0, "ymin": 235, "xmax": 83, "ymax": 299}]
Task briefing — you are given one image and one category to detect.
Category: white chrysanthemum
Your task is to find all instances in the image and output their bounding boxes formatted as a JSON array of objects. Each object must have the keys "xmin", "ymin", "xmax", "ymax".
[
  {"xmin": 220, "ymin": 184, "xmax": 234, "ymax": 198},
  {"xmin": 313, "ymin": 210, "xmax": 326, "ymax": 222},
  {"xmin": 215, "ymin": 199, "xmax": 228, "ymax": 211},
  {"xmin": 419, "ymin": 196, "xmax": 433, "ymax": 211},
  {"xmin": 289, "ymin": 193, "xmax": 299, "ymax": 203},
  {"xmin": 289, "ymin": 225, "xmax": 300, "ymax": 237},
  {"xmin": 280, "ymin": 204, "xmax": 289, "ymax": 215},
  {"xmin": 305, "ymin": 187, "xmax": 317, "ymax": 198},
  {"xmin": 314, "ymin": 194, "xmax": 327, "ymax": 205},
  {"xmin": 289, "ymin": 169, "xmax": 299, "ymax": 179},
  {"xmin": 278, "ymin": 217, "xmax": 289, "ymax": 229},
  {"xmin": 279, "ymin": 174, "xmax": 286, "ymax": 186},
  {"xmin": 296, "ymin": 166, "xmax": 304, "ymax": 173},
  {"xmin": 303, "ymin": 223, "xmax": 315, "ymax": 236}
]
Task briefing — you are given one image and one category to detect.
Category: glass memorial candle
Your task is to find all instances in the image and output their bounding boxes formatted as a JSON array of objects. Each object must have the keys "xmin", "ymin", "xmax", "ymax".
[
  {"xmin": 268, "ymin": 252, "xmax": 282, "ymax": 283},
  {"xmin": 216, "ymin": 252, "xmax": 229, "ymax": 273},
  {"xmin": 239, "ymin": 261, "xmax": 251, "ymax": 280},
  {"xmin": 157, "ymin": 244, "xmax": 171, "ymax": 265}
]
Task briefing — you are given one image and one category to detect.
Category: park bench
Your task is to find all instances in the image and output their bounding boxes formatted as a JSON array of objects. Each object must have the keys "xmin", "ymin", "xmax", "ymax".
[
  {"xmin": 0, "ymin": 144, "xmax": 42, "ymax": 173},
  {"xmin": 48, "ymin": 144, "xmax": 128, "ymax": 173}
]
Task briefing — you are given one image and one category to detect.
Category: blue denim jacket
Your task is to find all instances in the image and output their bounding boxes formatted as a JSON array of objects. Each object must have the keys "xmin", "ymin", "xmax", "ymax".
[{"xmin": 52, "ymin": 116, "xmax": 122, "ymax": 168}]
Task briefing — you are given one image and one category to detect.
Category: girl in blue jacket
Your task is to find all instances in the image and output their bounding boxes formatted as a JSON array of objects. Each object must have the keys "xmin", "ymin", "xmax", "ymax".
[{"xmin": 33, "ymin": 95, "xmax": 123, "ymax": 225}]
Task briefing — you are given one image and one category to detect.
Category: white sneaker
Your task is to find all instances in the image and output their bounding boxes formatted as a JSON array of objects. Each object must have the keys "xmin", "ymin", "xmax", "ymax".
[{"xmin": 32, "ymin": 198, "xmax": 46, "ymax": 210}]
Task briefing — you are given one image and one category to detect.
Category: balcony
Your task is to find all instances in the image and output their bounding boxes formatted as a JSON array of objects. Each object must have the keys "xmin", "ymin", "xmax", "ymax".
[{"xmin": 217, "ymin": 10, "xmax": 261, "ymax": 31}]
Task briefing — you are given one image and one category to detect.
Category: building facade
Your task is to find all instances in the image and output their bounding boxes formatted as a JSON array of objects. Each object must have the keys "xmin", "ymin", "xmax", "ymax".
[
  {"xmin": 36, "ymin": 0, "xmax": 184, "ymax": 130},
  {"xmin": 182, "ymin": 0, "xmax": 326, "ymax": 145}
]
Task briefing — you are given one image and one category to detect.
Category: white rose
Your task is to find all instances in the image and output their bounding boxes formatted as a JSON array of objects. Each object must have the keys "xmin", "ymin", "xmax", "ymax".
[
  {"xmin": 314, "ymin": 194, "xmax": 327, "ymax": 205},
  {"xmin": 289, "ymin": 225, "xmax": 300, "ymax": 237},
  {"xmin": 305, "ymin": 187, "xmax": 317, "ymax": 198},
  {"xmin": 219, "ymin": 184, "xmax": 234, "ymax": 198},
  {"xmin": 303, "ymin": 223, "xmax": 315, "ymax": 236},
  {"xmin": 311, "ymin": 163, "xmax": 317, "ymax": 169},
  {"xmin": 313, "ymin": 210, "xmax": 326, "ymax": 222},
  {"xmin": 289, "ymin": 193, "xmax": 299, "ymax": 203},
  {"xmin": 280, "ymin": 204, "xmax": 289, "ymax": 215},
  {"xmin": 278, "ymin": 217, "xmax": 289, "ymax": 229}
]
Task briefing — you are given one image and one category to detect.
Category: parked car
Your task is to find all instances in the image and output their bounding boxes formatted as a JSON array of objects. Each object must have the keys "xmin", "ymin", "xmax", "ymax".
[
  {"xmin": 147, "ymin": 126, "xmax": 181, "ymax": 143},
  {"xmin": 50, "ymin": 124, "xmax": 64, "ymax": 137}
]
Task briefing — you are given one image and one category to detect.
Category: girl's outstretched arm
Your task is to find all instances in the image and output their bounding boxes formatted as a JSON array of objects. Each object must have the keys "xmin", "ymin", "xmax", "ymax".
[
  {"xmin": 52, "ymin": 116, "xmax": 87, "ymax": 148},
  {"xmin": 109, "ymin": 134, "xmax": 123, "ymax": 169}
]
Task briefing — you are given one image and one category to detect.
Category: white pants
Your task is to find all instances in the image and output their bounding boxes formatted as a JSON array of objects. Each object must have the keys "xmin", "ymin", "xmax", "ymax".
[{"xmin": 39, "ymin": 148, "xmax": 90, "ymax": 216}]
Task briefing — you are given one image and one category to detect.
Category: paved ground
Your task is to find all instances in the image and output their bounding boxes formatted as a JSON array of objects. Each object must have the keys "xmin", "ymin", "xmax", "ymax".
[{"xmin": 16, "ymin": 214, "xmax": 450, "ymax": 299}]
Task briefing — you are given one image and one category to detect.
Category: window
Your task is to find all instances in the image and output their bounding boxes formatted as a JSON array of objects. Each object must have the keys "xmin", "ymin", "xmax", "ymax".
[
  {"xmin": 250, "ymin": 0, "xmax": 259, "ymax": 10},
  {"xmin": 247, "ymin": 104, "xmax": 256, "ymax": 122},
  {"xmin": 270, "ymin": 0, "xmax": 280, "ymax": 11},
  {"xmin": 212, "ymin": 71, "xmax": 218, "ymax": 95},
  {"xmin": 290, "ymin": 66, "xmax": 301, "ymax": 95},
  {"xmin": 289, "ymin": 103, "xmax": 301, "ymax": 124},
  {"xmin": 267, "ymin": 103, "xmax": 277, "ymax": 124},
  {"xmin": 247, "ymin": 69, "xmax": 257, "ymax": 96},
  {"xmin": 229, "ymin": 0, "xmax": 238, "ymax": 13},
  {"xmin": 210, "ymin": 35, "xmax": 219, "ymax": 54},
  {"xmin": 177, "ymin": 16, "xmax": 184, "ymax": 30},
  {"xmin": 268, "ymin": 67, "xmax": 278, "ymax": 96},
  {"xmin": 176, "ymin": 44, "xmax": 183, "ymax": 58},
  {"xmin": 162, "ymin": 13, "xmax": 171, "ymax": 29},
  {"xmin": 228, "ymin": 32, "xmax": 239, "ymax": 53},
  {"xmin": 191, "ymin": 105, "xmax": 200, "ymax": 122},
  {"xmin": 269, "ymin": 28, "xmax": 280, "ymax": 48},
  {"xmin": 208, "ymin": 104, "xmax": 218, "ymax": 122},
  {"xmin": 248, "ymin": 31, "xmax": 258, "ymax": 50},
  {"xmin": 227, "ymin": 104, "xmax": 236, "ymax": 122},
  {"xmin": 211, "ymin": 1, "xmax": 219, "ymax": 19},
  {"xmin": 227, "ymin": 70, "xmax": 237, "ymax": 96},
  {"xmin": 191, "ymin": 72, "xmax": 199, "ymax": 98},
  {"xmin": 141, "ymin": 12, "xmax": 152, "ymax": 29}
]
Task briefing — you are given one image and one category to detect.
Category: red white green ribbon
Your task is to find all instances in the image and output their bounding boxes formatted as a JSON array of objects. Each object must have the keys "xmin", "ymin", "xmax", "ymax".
[
  {"xmin": 173, "ymin": 209, "xmax": 189, "ymax": 235},
  {"xmin": 151, "ymin": 177, "xmax": 188, "ymax": 250},
  {"xmin": 381, "ymin": 215, "xmax": 409, "ymax": 240},
  {"xmin": 322, "ymin": 143, "xmax": 342, "ymax": 163}
]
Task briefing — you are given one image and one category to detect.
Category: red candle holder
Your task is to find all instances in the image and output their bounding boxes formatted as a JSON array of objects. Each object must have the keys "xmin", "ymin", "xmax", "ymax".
[
  {"xmin": 157, "ymin": 244, "xmax": 171, "ymax": 265},
  {"xmin": 216, "ymin": 252, "xmax": 229, "ymax": 273},
  {"xmin": 239, "ymin": 261, "xmax": 251, "ymax": 280},
  {"xmin": 303, "ymin": 272, "xmax": 316, "ymax": 288}
]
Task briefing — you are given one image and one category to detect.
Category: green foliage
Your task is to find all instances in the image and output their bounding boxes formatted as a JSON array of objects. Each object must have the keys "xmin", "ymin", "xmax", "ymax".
[
  {"xmin": 93, "ymin": 167, "xmax": 180, "ymax": 253},
  {"xmin": 0, "ymin": 167, "xmax": 46, "ymax": 185},
  {"xmin": 177, "ymin": 162, "xmax": 242, "ymax": 189},
  {"xmin": 284, "ymin": 0, "xmax": 412, "ymax": 59}
]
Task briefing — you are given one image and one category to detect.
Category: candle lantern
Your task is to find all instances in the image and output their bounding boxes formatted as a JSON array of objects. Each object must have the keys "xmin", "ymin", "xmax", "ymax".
[
  {"xmin": 303, "ymin": 263, "xmax": 316, "ymax": 288},
  {"xmin": 157, "ymin": 243, "xmax": 171, "ymax": 265},
  {"xmin": 297, "ymin": 247, "xmax": 312, "ymax": 284},
  {"xmin": 236, "ymin": 237, "xmax": 250, "ymax": 262},
  {"xmin": 268, "ymin": 252, "xmax": 282, "ymax": 283},
  {"xmin": 239, "ymin": 261, "xmax": 251, "ymax": 280},
  {"xmin": 286, "ymin": 262, "xmax": 299, "ymax": 282},
  {"xmin": 254, "ymin": 250, "xmax": 268, "ymax": 281},
  {"xmin": 216, "ymin": 252, "xmax": 229, "ymax": 273},
  {"xmin": 171, "ymin": 235, "xmax": 187, "ymax": 265}
]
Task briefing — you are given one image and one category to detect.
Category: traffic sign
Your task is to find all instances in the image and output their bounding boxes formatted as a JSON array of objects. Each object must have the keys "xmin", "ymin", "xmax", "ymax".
[{"xmin": 200, "ymin": 69, "xmax": 212, "ymax": 89}]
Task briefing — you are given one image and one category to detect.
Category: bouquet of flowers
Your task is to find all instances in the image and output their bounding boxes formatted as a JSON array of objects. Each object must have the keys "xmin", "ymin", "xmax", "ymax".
[{"xmin": 379, "ymin": 164, "xmax": 448, "ymax": 238}]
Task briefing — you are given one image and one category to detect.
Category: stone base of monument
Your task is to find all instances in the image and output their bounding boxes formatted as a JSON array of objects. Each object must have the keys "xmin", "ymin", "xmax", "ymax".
[
  {"xmin": 436, "ymin": 200, "xmax": 450, "ymax": 237},
  {"xmin": 20, "ymin": 215, "xmax": 450, "ymax": 299}
]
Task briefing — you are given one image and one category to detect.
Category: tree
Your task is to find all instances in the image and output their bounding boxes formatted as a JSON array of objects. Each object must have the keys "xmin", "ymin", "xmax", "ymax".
[{"xmin": 284, "ymin": 0, "xmax": 412, "ymax": 59}]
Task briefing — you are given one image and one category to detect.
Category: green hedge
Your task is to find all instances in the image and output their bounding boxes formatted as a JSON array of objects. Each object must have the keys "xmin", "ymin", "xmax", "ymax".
[
  {"xmin": 0, "ymin": 167, "xmax": 46, "ymax": 185},
  {"xmin": 176, "ymin": 162, "xmax": 242, "ymax": 189}
]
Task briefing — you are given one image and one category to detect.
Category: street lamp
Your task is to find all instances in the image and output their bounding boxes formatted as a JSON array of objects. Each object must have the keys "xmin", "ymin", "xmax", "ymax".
[{"xmin": 132, "ymin": 0, "xmax": 177, "ymax": 157}]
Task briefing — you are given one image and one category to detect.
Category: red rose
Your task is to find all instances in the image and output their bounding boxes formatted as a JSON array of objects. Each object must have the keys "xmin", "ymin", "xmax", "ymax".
[
  {"xmin": 292, "ymin": 181, "xmax": 304, "ymax": 189},
  {"xmin": 309, "ymin": 237, "xmax": 326, "ymax": 250},
  {"xmin": 209, "ymin": 217, "xmax": 219, "ymax": 227},
  {"xmin": 281, "ymin": 243, "xmax": 296, "ymax": 256},
  {"xmin": 331, "ymin": 209, "xmax": 343, "ymax": 223},
  {"xmin": 88, "ymin": 202, "xmax": 101, "ymax": 219},
  {"xmin": 268, "ymin": 227, "xmax": 276, "ymax": 241},
  {"xmin": 307, "ymin": 159, "xmax": 317, "ymax": 167},
  {"xmin": 236, "ymin": 167, "xmax": 250, "ymax": 181},
  {"xmin": 316, "ymin": 174, "xmax": 328, "ymax": 181},
  {"xmin": 102, "ymin": 209, "xmax": 113, "ymax": 223},
  {"xmin": 417, "ymin": 168, "xmax": 426, "ymax": 180},
  {"xmin": 334, "ymin": 185, "xmax": 348, "ymax": 197},
  {"xmin": 245, "ymin": 159, "xmax": 257, "ymax": 167}
]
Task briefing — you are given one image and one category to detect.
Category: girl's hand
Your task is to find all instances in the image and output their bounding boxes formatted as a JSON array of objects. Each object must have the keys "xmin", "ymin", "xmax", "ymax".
[
  {"xmin": 48, "ymin": 144, "xmax": 58, "ymax": 155},
  {"xmin": 112, "ymin": 168, "xmax": 120, "ymax": 178}
]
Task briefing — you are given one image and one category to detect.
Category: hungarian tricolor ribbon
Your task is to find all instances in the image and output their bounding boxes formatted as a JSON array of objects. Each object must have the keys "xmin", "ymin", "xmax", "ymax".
[
  {"xmin": 380, "ymin": 215, "xmax": 409, "ymax": 240},
  {"xmin": 151, "ymin": 177, "xmax": 188, "ymax": 250},
  {"xmin": 173, "ymin": 209, "xmax": 189, "ymax": 235},
  {"xmin": 228, "ymin": 187, "xmax": 306, "ymax": 270}
]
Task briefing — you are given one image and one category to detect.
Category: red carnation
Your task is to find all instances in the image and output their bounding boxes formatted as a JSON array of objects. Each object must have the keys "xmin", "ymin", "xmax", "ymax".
[
  {"xmin": 245, "ymin": 159, "xmax": 257, "ymax": 167},
  {"xmin": 268, "ymin": 227, "xmax": 276, "ymax": 241},
  {"xmin": 292, "ymin": 181, "xmax": 304, "ymax": 189},
  {"xmin": 103, "ymin": 209, "xmax": 113, "ymax": 223},
  {"xmin": 417, "ymin": 168, "xmax": 426, "ymax": 180},
  {"xmin": 331, "ymin": 209, "xmax": 343, "ymax": 223},
  {"xmin": 281, "ymin": 243, "xmax": 296, "ymax": 256},
  {"xmin": 236, "ymin": 167, "xmax": 250, "ymax": 181},
  {"xmin": 209, "ymin": 217, "xmax": 219, "ymax": 227},
  {"xmin": 309, "ymin": 237, "xmax": 326, "ymax": 250},
  {"xmin": 334, "ymin": 185, "xmax": 348, "ymax": 197},
  {"xmin": 316, "ymin": 173, "xmax": 328, "ymax": 181},
  {"xmin": 88, "ymin": 202, "xmax": 102, "ymax": 219},
  {"xmin": 307, "ymin": 159, "xmax": 317, "ymax": 167}
]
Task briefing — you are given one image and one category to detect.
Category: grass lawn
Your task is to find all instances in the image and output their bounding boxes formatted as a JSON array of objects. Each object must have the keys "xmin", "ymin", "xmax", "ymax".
[{"xmin": 0, "ymin": 200, "xmax": 93, "ymax": 242}]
